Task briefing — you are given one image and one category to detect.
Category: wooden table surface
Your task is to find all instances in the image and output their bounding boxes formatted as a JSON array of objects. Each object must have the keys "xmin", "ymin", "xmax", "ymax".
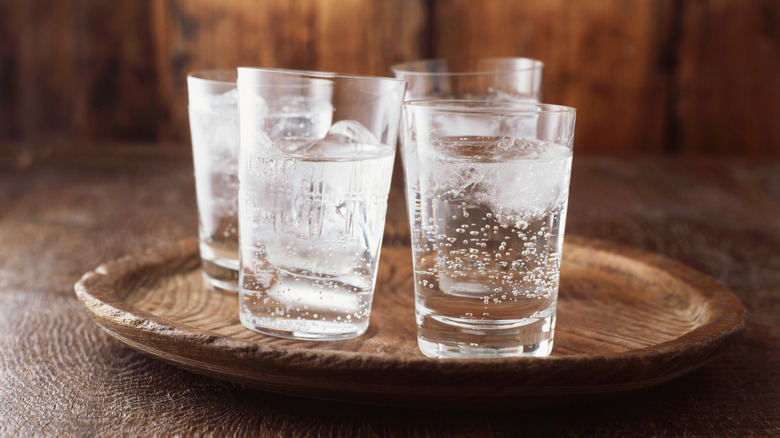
[{"xmin": 1, "ymin": 146, "xmax": 778, "ymax": 436}]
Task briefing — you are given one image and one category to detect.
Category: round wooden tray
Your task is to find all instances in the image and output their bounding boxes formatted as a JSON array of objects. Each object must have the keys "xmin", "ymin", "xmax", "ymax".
[{"xmin": 74, "ymin": 236, "xmax": 744, "ymax": 408}]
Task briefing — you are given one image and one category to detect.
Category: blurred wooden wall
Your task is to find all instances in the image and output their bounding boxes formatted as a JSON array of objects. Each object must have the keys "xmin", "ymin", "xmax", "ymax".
[{"xmin": 1, "ymin": 0, "xmax": 779, "ymax": 167}]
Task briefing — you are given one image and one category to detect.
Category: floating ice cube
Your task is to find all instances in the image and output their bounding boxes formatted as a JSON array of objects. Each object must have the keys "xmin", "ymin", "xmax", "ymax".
[
  {"xmin": 190, "ymin": 88, "xmax": 238, "ymax": 113},
  {"xmin": 190, "ymin": 101, "xmax": 239, "ymax": 181},
  {"xmin": 426, "ymin": 136, "xmax": 572, "ymax": 225},
  {"xmin": 266, "ymin": 95, "xmax": 333, "ymax": 140},
  {"xmin": 501, "ymin": 113, "xmax": 539, "ymax": 139},
  {"xmin": 423, "ymin": 100, "xmax": 542, "ymax": 140},
  {"xmin": 298, "ymin": 120, "xmax": 390, "ymax": 159},
  {"xmin": 498, "ymin": 137, "xmax": 550, "ymax": 158},
  {"xmin": 210, "ymin": 88, "xmax": 238, "ymax": 112},
  {"xmin": 262, "ymin": 153, "xmax": 394, "ymax": 278},
  {"xmin": 240, "ymin": 93, "xmax": 333, "ymax": 155},
  {"xmin": 328, "ymin": 120, "xmax": 380, "ymax": 145},
  {"xmin": 480, "ymin": 139, "xmax": 571, "ymax": 224},
  {"xmin": 490, "ymin": 154, "xmax": 571, "ymax": 223}
]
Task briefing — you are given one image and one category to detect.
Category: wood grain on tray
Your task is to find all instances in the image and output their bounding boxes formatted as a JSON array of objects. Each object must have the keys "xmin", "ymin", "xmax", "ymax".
[{"xmin": 75, "ymin": 235, "xmax": 744, "ymax": 408}]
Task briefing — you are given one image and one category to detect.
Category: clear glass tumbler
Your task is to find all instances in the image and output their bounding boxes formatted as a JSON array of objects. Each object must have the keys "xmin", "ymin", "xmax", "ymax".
[
  {"xmin": 401, "ymin": 100, "xmax": 576, "ymax": 358},
  {"xmin": 392, "ymin": 58, "xmax": 545, "ymax": 242},
  {"xmin": 237, "ymin": 68, "xmax": 406, "ymax": 340},
  {"xmin": 187, "ymin": 70, "xmax": 239, "ymax": 294},
  {"xmin": 391, "ymin": 57, "xmax": 543, "ymax": 101}
]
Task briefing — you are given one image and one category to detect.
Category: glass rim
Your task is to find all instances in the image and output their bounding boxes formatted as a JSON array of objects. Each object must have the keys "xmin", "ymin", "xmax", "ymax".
[
  {"xmin": 391, "ymin": 56, "xmax": 544, "ymax": 77},
  {"xmin": 403, "ymin": 99, "xmax": 575, "ymax": 115},
  {"xmin": 187, "ymin": 69, "xmax": 237, "ymax": 84},
  {"xmin": 237, "ymin": 66, "xmax": 406, "ymax": 85}
]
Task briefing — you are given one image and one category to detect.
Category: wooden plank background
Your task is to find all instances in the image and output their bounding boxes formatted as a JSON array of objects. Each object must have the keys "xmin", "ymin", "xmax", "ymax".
[{"xmin": 1, "ymin": 0, "xmax": 779, "ymax": 167}]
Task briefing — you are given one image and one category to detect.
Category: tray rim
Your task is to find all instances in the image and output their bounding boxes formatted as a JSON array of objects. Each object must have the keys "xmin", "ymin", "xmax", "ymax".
[{"xmin": 74, "ymin": 236, "xmax": 746, "ymax": 402}]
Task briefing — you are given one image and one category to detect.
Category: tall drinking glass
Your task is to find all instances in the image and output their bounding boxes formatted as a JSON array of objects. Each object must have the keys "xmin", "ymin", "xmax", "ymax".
[
  {"xmin": 401, "ymin": 100, "xmax": 576, "ymax": 358},
  {"xmin": 187, "ymin": 70, "xmax": 239, "ymax": 294},
  {"xmin": 237, "ymin": 68, "xmax": 406, "ymax": 340}
]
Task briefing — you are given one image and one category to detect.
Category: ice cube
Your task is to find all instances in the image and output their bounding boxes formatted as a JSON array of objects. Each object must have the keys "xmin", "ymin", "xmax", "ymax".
[
  {"xmin": 298, "ymin": 120, "xmax": 389, "ymax": 159},
  {"xmin": 478, "ymin": 140, "xmax": 572, "ymax": 224},
  {"xmin": 210, "ymin": 88, "xmax": 238, "ymax": 112},
  {"xmin": 328, "ymin": 120, "xmax": 380, "ymax": 145},
  {"xmin": 190, "ymin": 99, "xmax": 239, "ymax": 184},
  {"xmin": 190, "ymin": 88, "xmax": 238, "ymax": 113},
  {"xmin": 262, "ymin": 153, "xmax": 391, "ymax": 278},
  {"xmin": 426, "ymin": 101, "xmax": 541, "ymax": 140},
  {"xmin": 425, "ymin": 137, "xmax": 572, "ymax": 225},
  {"xmin": 266, "ymin": 95, "xmax": 333, "ymax": 140},
  {"xmin": 496, "ymin": 137, "xmax": 547, "ymax": 158}
]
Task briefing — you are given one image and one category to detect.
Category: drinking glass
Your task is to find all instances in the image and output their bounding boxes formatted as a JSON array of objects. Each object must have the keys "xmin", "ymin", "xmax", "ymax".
[
  {"xmin": 401, "ymin": 100, "xmax": 576, "ymax": 358},
  {"xmin": 392, "ymin": 58, "xmax": 545, "ymax": 239},
  {"xmin": 391, "ymin": 57, "xmax": 543, "ymax": 101},
  {"xmin": 237, "ymin": 68, "xmax": 406, "ymax": 340},
  {"xmin": 187, "ymin": 69, "xmax": 239, "ymax": 294}
]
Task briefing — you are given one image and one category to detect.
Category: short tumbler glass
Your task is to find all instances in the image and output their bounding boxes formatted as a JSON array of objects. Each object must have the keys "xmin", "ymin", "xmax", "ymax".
[
  {"xmin": 391, "ymin": 57, "xmax": 543, "ymax": 101},
  {"xmin": 187, "ymin": 70, "xmax": 239, "ymax": 294},
  {"xmin": 237, "ymin": 68, "xmax": 406, "ymax": 340},
  {"xmin": 401, "ymin": 100, "xmax": 576, "ymax": 358},
  {"xmin": 392, "ymin": 57, "xmax": 545, "ymax": 244}
]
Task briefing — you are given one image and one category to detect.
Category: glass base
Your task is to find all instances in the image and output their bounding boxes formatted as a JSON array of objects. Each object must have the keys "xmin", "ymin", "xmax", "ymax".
[
  {"xmin": 417, "ymin": 337, "xmax": 553, "ymax": 359},
  {"xmin": 239, "ymin": 314, "xmax": 368, "ymax": 341},
  {"xmin": 202, "ymin": 272, "xmax": 238, "ymax": 294},
  {"xmin": 415, "ymin": 311, "xmax": 556, "ymax": 359},
  {"xmin": 201, "ymin": 258, "xmax": 238, "ymax": 294}
]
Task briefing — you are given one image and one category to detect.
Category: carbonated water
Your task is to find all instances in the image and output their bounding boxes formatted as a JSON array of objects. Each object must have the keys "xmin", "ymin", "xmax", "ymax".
[
  {"xmin": 239, "ymin": 130, "xmax": 394, "ymax": 340},
  {"xmin": 189, "ymin": 89, "xmax": 239, "ymax": 293},
  {"xmin": 410, "ymin": 136, "xmax": 572, "ymax": 357}
]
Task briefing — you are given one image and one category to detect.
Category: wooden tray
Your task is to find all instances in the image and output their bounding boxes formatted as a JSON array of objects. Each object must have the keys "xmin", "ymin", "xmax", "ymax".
[{"xmin": 74, "ymin": 236, "xmax": 744, "ymax": 408}]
